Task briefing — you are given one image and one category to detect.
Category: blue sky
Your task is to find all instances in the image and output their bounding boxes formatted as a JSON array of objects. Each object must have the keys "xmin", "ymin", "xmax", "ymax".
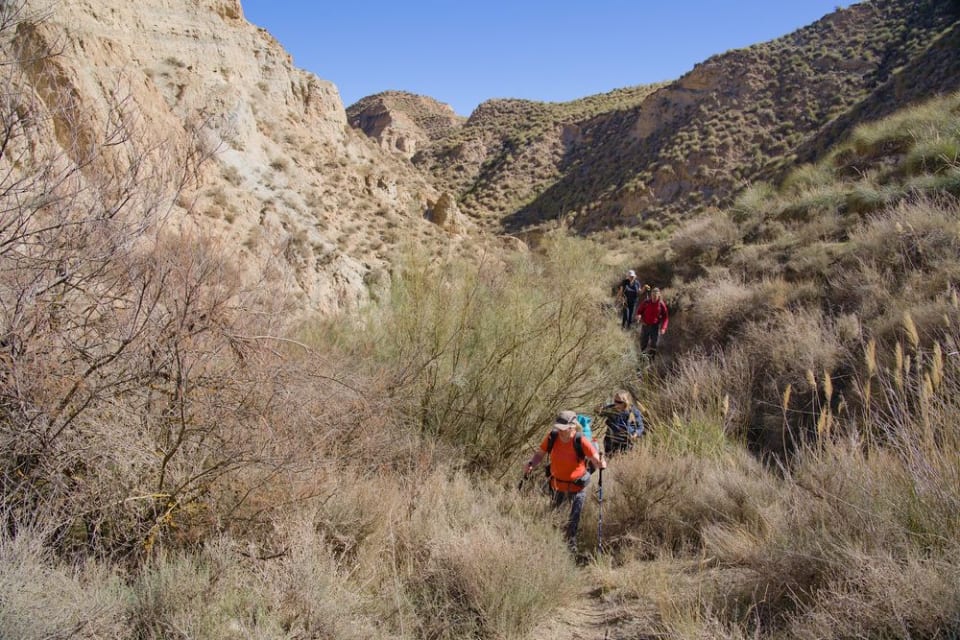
[{"xmin": 241, "ymin": 1, "xmax": 851, "ymax": 116}]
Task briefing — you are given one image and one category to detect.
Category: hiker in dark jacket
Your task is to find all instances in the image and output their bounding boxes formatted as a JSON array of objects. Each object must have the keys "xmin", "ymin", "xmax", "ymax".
[
  {"xmin": 616, "ymin": 270, "xmax": 643, "ymax": 329},
  {"xmin": 598, "ymin": 390, "xmax": 643, "ymax": 457},
  {"xmin": 636, "ymin": 287, "xmax": 668, "ymax": 360},
  {"xmin": 524, "ymin": 410, "xmax": 606, "ymax": 552}
]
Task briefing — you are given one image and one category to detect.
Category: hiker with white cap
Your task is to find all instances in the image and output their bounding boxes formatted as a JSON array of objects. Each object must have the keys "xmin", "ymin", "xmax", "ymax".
[
  {"xmin": 616, "ymin": 270, "xmax": 643, "ymax": 329},
  {"xmin": 523, "ymin": 410, "xmax": 606, "ymax": 552}
]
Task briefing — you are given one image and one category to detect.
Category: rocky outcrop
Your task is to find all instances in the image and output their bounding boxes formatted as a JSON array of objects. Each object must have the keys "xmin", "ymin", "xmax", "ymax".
[
  {"xmin": 347, "ymin": 91, "xmax": 465, "ymax": 158},
  {"xmin": 427, "ymin": 192, "xmax": 463, "ymax": 232}
]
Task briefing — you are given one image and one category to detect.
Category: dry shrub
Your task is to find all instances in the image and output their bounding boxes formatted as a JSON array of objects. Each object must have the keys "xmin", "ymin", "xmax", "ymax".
[
  {"xmin": 669, "ymin": 213, "xmax": 740, "ymax": 280},
  {"xmin": 732, "ymin": 310, "xmax": 844, "ymax": 455},
  {"xmin": 775, "ymin": 185, "xmax": 847, "ymax": 224},
  {"xmin": 783, "ymin": 242, "xmax": 847, "ymax": 283},
  {"xmin": 727, "ymin": 243, "xmax": 781, "ymax": 279},
  {"xmin": 844, "ymin": 182, "xmax": 899, "ymax": 215},
  {"xmin": 849, "ymin": 197, "xmax": 960, "ymax": 288},
  {"xmin": 781, "ymin": 163, "xmax": 836, "ymax": 195},
  {"xmin": 643, "ymin": 349, "xmax": 752, "ymax": 449},
  {"xmin": 823, "ymin": 255, "xmax": 889, "ymax": 318},
  {"xmin": 267, "ymin": 523, "xmax": 388, "ymax": 639},
  {"xmin": 699, "ymin": 428, "xmax": 960, "ymax": 636},
  {"xmin": 124, "ymin": 538, "xmax": 373, "ymax": 639},
  {"xmin": 0, "ymin": 526, "xmax": 127, "ymax": 639},
  {"xmin": 788, "ymin": 552, "xmax": 960, "ymax": 640},
  {"xmin": 79, "ymin": 464, "xmax": 576, "ymax": 640},
  {"xmin": 401, "ymin": 471, "xmax": 575, "ymax": 639},
  {"xmin": 730, "ymin": 181, "xmax": 779, "ymax": 224},
  {"xmin": 586, "ymin": 445, "xmax": 776, "ymax": 560},
  {"xmin": 676, "ymin": 275, "xmax": 793, "ymax": 350},
  {"xmin": 869, "ymin": 294, "xmax": 960, "ymax": 352}
]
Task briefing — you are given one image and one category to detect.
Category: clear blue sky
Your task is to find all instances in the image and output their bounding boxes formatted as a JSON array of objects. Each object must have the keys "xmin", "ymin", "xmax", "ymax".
[{"xmin": 241, "ymin": 1, "xmax": 851, "ymax": 116}]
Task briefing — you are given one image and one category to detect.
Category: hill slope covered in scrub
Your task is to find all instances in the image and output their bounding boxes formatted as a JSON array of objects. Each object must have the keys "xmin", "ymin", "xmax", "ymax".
[{"xmin": 355, "ymin": 0, "xmax": 960, "ymax": 246}]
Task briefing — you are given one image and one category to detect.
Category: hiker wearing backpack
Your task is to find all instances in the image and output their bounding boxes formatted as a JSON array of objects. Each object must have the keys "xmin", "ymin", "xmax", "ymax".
[
  {"xmin": 636, "ymin": 286, "xmax": 669, "ymax": 360},
  {"xmin": 616, "ymin": 270, "xmax": 643, "ymax": 329},
  {"xmin": 598, "ymin": 390, "xmax": 644, "ymax": 457},
  {"xmin": 523, "ymin": 410, "xmax": 606, "ymax": 552}
]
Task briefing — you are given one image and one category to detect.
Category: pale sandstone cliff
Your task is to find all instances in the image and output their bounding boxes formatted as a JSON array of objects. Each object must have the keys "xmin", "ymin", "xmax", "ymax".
[{"xmin": 10, "ymin": 0, "xmax": 479, "ymax": 316}]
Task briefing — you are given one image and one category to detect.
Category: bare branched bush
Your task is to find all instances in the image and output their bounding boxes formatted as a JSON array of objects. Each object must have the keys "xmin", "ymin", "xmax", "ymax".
[{"xmin": 0, "ymin": 2, "xmax": 307, "ymax": 561}]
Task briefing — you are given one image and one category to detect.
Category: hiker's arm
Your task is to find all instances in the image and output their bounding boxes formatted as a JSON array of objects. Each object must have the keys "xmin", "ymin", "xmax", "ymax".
[{"xmin": 524, "ymin": 451, "xmax": 544, "ymax": 475}]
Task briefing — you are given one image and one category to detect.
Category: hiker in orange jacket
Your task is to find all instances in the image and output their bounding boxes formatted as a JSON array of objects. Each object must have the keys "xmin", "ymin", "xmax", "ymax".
[
  {"xmin": 524, "ymin": 410, "xmax": 606, "ymax": 552},
  {"xmin": 636, "ymin": 287, "xmax": 668, "ymax": 360}
]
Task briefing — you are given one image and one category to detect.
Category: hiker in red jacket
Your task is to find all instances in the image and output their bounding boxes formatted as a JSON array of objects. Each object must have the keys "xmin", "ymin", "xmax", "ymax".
[
  {"xmin": 636, "ymin": 287, "xmax": 668, "ymax": 360},
  {"xmin": 523, "ymin": 410, "xmax": 606, "ymax": 553}
]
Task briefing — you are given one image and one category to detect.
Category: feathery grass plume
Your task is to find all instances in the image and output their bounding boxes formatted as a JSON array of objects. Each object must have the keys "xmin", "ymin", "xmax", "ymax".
[
  {"xmin": 816, "ymin": 407, "xmax": 831, "ymax": 437},
  {"xmin": 922, "ymin": 373, "xmax": 934, "ymax": 404},
  {"xmin": 951, "ymin": 289, "xmax": 958, "ymax": 309},
  {"xmin": 781, "ymin": 383, "xmax": 792, "ymax": 417},
  {"xmin": 823, "ymin": 369, "xmax": 833, "ymax": 403},
  {"xmin": 895, "ymin": 342, "xmax": 904, "ymax": 391},
  {"xmin": 903, "ymin": 311, "xmax": 920, "ymax": 351},
  {"xmin": 805, "ymin": 368, "xmax": 817, "ymax": 390},
  {"xmin": 931, "ymin": 341, "xmax": 944, "ymax": 392},
  {"xmin": 865, "ymin": 338, "xmax": 877, "ymax": 378}
]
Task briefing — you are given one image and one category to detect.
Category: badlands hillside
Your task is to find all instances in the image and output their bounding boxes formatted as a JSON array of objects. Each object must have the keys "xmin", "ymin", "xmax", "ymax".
[
  {"xmin": 6, "ymin": 0, "xmax": 959, "ymax": 317},
  {"xmin": 353, "ymin": 0, "xmax": 960, "ymax": 242}
]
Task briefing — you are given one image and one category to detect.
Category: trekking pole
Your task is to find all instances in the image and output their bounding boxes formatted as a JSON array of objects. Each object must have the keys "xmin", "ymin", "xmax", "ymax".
[
  {"xmin": 517, "ymin": 473, "xmax": 527, "ymax": 492},
  {"xmin": 596, "ymin": 467, "xmax": 604, "ymax": 556}
]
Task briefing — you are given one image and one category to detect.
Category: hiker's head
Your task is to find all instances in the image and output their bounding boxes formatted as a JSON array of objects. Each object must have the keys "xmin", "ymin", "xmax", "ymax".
[
  {"xmin": 612, "ymin": 390, "xmax": 633, "ymax": 409},
  {"xmin": 627, "ymin": 270, "xmax": 636, "ymax": 280},
  {"xmin": 554, "ymin": 410, "xmax": 579, "ymax": 436},
  {"xmin": 651, "ymin": 287, "xmax": 661, "ymax": 300}
]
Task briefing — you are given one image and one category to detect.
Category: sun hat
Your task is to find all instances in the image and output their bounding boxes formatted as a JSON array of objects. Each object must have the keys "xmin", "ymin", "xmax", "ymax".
[{"xmin": 553, "ymin": 410, "xmax": 578, "ymax": 430}]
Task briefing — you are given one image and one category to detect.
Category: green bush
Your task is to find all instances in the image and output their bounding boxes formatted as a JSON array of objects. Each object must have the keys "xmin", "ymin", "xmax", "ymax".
[{"xmin": 342, "ymin": 235, "xmax": 636, "ymax": 473}]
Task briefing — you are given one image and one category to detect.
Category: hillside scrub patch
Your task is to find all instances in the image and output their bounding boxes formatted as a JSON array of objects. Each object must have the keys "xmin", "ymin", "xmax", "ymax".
[
  {"xmin": 675, "ymin": 275, "xmax": 795, "ymax": 350},
  {"xmin": 781, "ymin": 163, "xmax": 836, "ymax": 195},
  {"xmin": 847, "ymin": 92, "xmax": 960, "ymax": 162},
  {"xmin": 669, "ymin": 213, "xmax": 740, "ymax": 279},
  {"xmin": 588, "ymin": 445, "xmax": 780, "ymax": 561},
  {"xmin": 848, "ymin": 197, "xmax": 960, "ymax": 286},
  {"xmin": 643, "ymin": 349, "xmax": 752, "ymax": 448}
]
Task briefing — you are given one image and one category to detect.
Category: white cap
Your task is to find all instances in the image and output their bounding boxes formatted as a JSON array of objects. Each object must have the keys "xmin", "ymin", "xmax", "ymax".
[{"xmin": 627, "ymin": 270, "xmax": 636, "ymax": 277}]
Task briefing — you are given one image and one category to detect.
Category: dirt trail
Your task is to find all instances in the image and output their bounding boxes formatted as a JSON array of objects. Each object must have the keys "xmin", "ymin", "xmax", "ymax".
[{"xmin": 535, "ymin": 580, "xmax": 658, "ymax": 640}]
